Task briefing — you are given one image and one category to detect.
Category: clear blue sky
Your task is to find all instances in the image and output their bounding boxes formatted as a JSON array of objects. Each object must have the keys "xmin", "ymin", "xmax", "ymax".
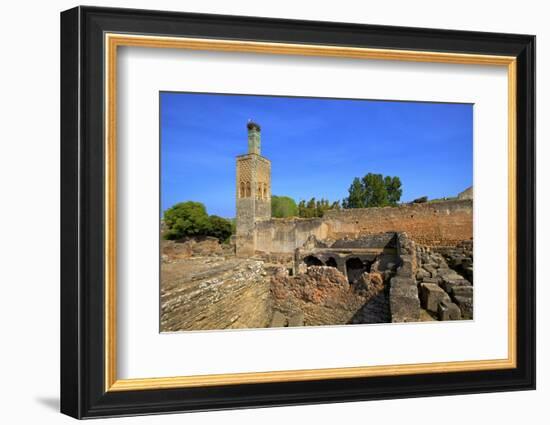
[{"xmin": 161, "ymin": 92, "xmax": 473, "ymax": 218}]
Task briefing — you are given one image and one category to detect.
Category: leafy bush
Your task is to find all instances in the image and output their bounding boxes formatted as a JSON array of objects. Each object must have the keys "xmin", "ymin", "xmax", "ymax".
[
  {"xmin": 208, "ymin": 215, "xmax": 233, "ymax": 242},
  {"xmin": 271, "ymin": 195, "xmax": 298, "ymax": 218},
  {"xmin": 163, "ymin": 201, "xmax": 233, "ymax": 242}
]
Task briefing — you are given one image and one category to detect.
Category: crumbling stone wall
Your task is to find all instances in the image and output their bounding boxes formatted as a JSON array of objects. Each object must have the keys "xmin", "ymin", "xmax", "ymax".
[
  {"xmin": 255, "ymin": 217, "xmax": 328, "ymax": 254},
  {"xmin": 249, "ymin": 200, "xmax": 472, "ymax": 255},
  {"xmin": 389, "ymin": 233, "xmax": 421, "ymax": 322},
  {"xmin": 293, "ymin": 233, "xmax": 398, "ymax": 281},
  {"xmin": 270, "ymin": 266, "xmax": 362, "ymax": 326},
  {"xmin": 269, "ymin": 233, "xmax": 401, "ymax": 327},
  {"xmin": 324, "ymin": 200, "xmax": 472, "ymax": 247},
  {"xmin": 161, "ymin": 236, "xmax": 230, "ymax": 260},
  {"xmin": 270, "ymin": 265, "xmax": 389, "ymax": 326}
]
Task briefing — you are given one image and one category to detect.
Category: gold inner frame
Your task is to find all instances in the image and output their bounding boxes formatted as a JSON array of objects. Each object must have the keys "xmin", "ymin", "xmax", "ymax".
[{"xmin": 104, "ymin": 33, "xmax": 517, "ymax": 392}]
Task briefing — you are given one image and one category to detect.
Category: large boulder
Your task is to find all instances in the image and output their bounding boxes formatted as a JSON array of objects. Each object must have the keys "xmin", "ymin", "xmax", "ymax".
[
  {"xmin": 416, "ymin": 268, "xmax": 431, "ymax": 281},
  {"xmin": 453, "ymin": 295, "xmax": 473, "ymax": 320},
  {"xmin": 438, "ymin": 299, "xmax": 462, "ymax": 321},
  {"xmin": 422, "ymin": 277, "xmax": 440, "ymax": 285},
  {"xmin": 436, "ymin": 267, "xmax": 463, "ymax": 281},
  {"xmin": 423, "ymin": 264, "xmax": 438, "ymax": 278},
  {"xmin": 450, "ymin": 284, "xmax": 473, "ymax": 320},
  {"xmin": 439, "ymin": 278, "xmax": 471, "ymax": 294},
  {"xmin": 419, "ymin": 282, "xmax": 450, "ymax": 313},
  {"xmin": 451, "ymin": 285, "xmax": 473, "ymax": 298}
]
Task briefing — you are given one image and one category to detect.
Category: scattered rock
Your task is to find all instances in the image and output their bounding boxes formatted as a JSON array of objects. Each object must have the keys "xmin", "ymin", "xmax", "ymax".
[
  {"xmin": 438, "ymin": 299, "xmax": 462, "ymax": 320},
  {"xmin": 419, "ymin": 309, "xmax": 437, "ymax": 321},
  {"xmin": 437, "ymin": 268, "xmax": 462, "ymax": 280},
  {"xmin": 453, "ymin": 295, "xmax": 473, "ymax": 320},
  {"xmin": 422, "ymin": 277, "xmax": 440, "ymax": 285},
  {"xmin": 419, "ymin": 282, "xmax": 450, "ymax": 313},
  {"xmin": 451, "ymin": 285, "xmax": 473, "ymax": 298},
  {"xmin": 416, "ymin": 268, "xmax": 431, "ymax": 280},
  {"xmin": 434, "ymin": 240, "xmax": 474, "ymax": 284},
  {"xmin": 439, "ymin": 278, "xmax": 471, "ymax": 294},
  {"xmin": 423, "ymin": 264, "xmax": 438, "ymax": 278}
]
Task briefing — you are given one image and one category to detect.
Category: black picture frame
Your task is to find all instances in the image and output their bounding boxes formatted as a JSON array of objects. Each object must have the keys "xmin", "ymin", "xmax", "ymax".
[{"xmin": 60, "ymin": 5, "xmax": 535, "ymax": 419}]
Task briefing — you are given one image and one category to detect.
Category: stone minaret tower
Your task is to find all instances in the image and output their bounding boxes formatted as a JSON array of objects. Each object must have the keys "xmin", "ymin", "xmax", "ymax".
[{"xmin": 236, "ymin": 121, "xmax": 271, "ymax": 256}]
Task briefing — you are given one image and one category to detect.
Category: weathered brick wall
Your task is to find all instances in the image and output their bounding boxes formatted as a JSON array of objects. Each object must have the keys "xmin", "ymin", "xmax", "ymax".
[
  {"xmin": 324, "ymin": 200, "xmax": 472, "ymax": 247},
  {"xmin": 255, "ymin": 217, "xmax": 328, "ymax": 254},
  {"xmin": 251, "ymin": 200, "xmax": 472, "ymax": 254}
]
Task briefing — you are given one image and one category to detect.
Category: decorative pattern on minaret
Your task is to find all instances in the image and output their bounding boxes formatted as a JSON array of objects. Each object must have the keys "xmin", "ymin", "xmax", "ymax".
[{"xmin": 236, "ymin": 121, "xmax": 272, "ymax": 256}]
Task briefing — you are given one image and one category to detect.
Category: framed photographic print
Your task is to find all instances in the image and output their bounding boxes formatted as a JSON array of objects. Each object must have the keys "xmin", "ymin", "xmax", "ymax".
[{"xmin": 60, "ymin": 6, "xmax": 536, "ymax": 419}]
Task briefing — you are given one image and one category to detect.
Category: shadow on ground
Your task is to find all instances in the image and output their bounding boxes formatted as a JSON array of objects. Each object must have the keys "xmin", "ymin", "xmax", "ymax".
[{"xmin": 35, "ymin": 396, "xmax": 59, "ymax": 412}]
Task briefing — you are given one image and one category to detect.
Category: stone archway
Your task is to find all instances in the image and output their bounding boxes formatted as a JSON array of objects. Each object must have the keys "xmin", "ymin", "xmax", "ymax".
[
  {"xmin": 325, "ymin": 257, "xmax": 338, "ymax": 268},
  {"xmin": 303, "ymin": 255, "xmax": 323, "ymax": 267},
  {"xmin": 345, "ymin": 257, "xmax": 369, "ymax": 284}
]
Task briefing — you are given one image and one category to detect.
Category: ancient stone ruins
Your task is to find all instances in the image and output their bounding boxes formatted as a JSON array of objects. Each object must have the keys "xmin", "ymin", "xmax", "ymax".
[{"xmin": 160, "ymin": 122, "xmax": 474, "ymax": 332}]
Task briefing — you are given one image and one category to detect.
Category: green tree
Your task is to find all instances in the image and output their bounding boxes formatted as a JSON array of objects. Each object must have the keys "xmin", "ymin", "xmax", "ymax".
[
  {"xmin": 163, "ymin": 201, "xmax": 233, "ymax": 242},
  {"xmin": 343, "ymin": 173, "xmax": 402, "ymax": 208},
  {"xmin": 342, "ymin": 177, "xmax": 366, "ymax": 208},
  {"xmin": 385, "ymin": 176, "xmax": 403, "ymax": 205},
  {"xmin": 297, "ymin": 200, "xmax": 306, "ymax": 218},
  {"xmin": 315, "ymin": 198, "xmax": 332, "ymax": 217},
  {"xmin": 362, "ymin": 173, "xmax": 389, "ymax": 207},
  {"xmin": 306, "ymin": 198, "xmax": 316, "ymax": 218},
  {"xmin": 297, "ymin": 197, "xmax": 338, "ymax": 218},
  {"xmin": 163, "ymin": 201, "xmax": 211, "ymax": 240},
  {"xmin": 208, "ymin": 215, "xmax": 233, "ymax": 242},
  {"xmin": 271, "ymin": 195, "xmax": 298, "ymax": 218}
]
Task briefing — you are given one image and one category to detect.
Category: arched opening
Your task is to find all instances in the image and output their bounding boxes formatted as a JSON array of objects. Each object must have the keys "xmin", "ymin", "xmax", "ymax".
[
  {"xmin": 325, "ymin": 257, "xmax": 338, "ymax": 268},
  {"xmin": 239, "ymin": 182, "xmax": 245, "ymax": 198},
  {"xmin": 245, "ymin": 182, "xmax": 251, "ymax": 197},
  {"xmin": 345, "ymin": 257, "xmax": 370, "ymax": 284},
  {"xmin": 303, "ymin": 255, "xmax": 323, "ymax": 267}
]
